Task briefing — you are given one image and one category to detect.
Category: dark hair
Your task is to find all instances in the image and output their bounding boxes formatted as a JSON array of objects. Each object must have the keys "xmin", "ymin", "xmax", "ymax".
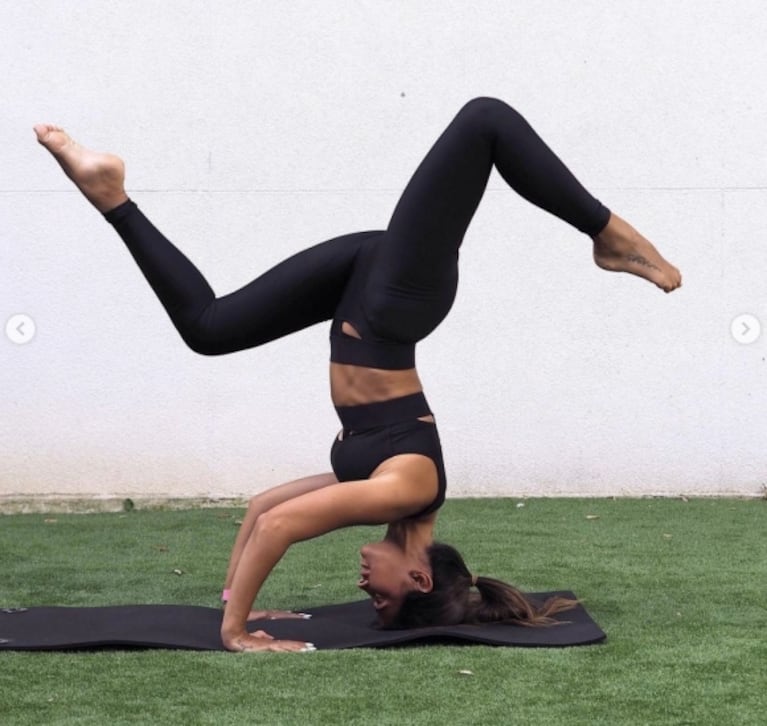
[{"xmin": 389, "ymin": 542, "xmax": 578, "ymax": 629}]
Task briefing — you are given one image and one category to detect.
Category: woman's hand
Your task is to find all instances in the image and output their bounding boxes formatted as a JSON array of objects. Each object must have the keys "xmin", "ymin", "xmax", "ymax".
[
  {"xmin": 221, "ymin": 629, "xmax": 316, "ymax": 653},
  {"xmin": 246, "ymin": 609, "xmax": 311, "ymax": 621}
]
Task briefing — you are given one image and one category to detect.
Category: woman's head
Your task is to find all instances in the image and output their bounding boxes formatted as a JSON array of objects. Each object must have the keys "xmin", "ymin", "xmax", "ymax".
[
  {"xmin": 356, "ymin": 540, "xmax": 433, "ymax": 627},
  {"xmin": 381, "ymin": 542, "xmax": 579, "ymax": 629},
  {"xmin": 383, "ymin": 542, "xmax": 472, "ymax": 628}
]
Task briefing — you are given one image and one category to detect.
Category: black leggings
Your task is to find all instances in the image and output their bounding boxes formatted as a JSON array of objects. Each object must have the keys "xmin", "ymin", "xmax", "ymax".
[
  {"xmin": 104, "ymin": 98, "xmax": 609, "ymax": 510},
  {"xmin": 105, "ymin": 97, "xmax": 609, "ymax": 356}
]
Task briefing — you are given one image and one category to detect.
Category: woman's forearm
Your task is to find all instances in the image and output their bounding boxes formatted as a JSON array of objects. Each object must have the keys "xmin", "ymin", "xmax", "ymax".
[
  {"xmin": 220, "ymin": 515, "xmax": 293, "ymax": 638},
  {"xmin": 223, "ymin": 473, "xmax": 338, "ymax": 594},
  {"xmin": 222, "ymin": 498, "xmax": 264, "ymax": 592}
]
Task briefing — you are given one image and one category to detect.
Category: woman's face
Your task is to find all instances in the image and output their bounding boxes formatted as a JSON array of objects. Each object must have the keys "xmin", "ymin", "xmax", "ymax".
[{"xmin": 357, "ymin": 541, "xmax": 430, "ymax": 626}]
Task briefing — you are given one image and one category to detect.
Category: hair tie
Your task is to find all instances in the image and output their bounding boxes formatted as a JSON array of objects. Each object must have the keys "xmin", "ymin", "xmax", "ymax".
[{"xmin": 471, "ymin": 574, "xmax": 478, "ymax": 587}]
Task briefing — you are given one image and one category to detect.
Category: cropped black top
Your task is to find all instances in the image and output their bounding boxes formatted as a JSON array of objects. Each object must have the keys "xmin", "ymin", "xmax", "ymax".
[
  {"xmin": 329, "ymin": 320, "xmax": 416, "ymax": 369},
  {"xmin": 328, "ymin": 231, "xmax": 417, "ymax": 370}
]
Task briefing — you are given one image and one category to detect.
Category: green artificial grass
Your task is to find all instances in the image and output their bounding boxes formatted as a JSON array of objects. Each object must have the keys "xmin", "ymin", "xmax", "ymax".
[{"xmin": 0, "ymin": 498, "xmax": 765, "ymax": 725}]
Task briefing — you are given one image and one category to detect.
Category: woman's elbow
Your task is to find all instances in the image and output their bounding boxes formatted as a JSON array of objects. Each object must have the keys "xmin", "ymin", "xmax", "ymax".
[{"xmin": 252, "ymin": 510, "xmax": 294, "ymax": 545}]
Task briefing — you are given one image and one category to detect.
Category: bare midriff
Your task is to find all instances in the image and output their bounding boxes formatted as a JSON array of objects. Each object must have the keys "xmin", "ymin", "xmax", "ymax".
[
  {"xmin": 330, "ymin": 319, "xmax": 431, "ymax": 415},
  {"xmin": 330, "ymin": 362, "xmax": 424, "ymax": 407}
]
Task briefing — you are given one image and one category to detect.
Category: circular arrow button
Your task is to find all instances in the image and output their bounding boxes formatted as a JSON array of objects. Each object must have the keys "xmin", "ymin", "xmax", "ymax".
[
  {"xmin": 730, "ymin": 314, "xmax": 761, "ymax": 345},
  {"xmin": 5, "ymin": 314, "xmax": 37, "ymax": 345}
]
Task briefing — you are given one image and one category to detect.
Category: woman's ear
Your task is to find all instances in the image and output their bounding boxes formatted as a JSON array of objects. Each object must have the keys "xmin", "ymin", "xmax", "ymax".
[{"xmin": 409, "ymin": 569, "xmax": 433, "ymax": 593}]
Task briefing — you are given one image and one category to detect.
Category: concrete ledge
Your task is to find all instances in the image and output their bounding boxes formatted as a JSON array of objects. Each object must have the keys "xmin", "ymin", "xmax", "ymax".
[
  {"xmin": 1, "ymin": 492, "xmax": 764, "ymax": 515},
  {"xmin": 0, "ymin": 496, "xmax": 249, "ymax": 515}
]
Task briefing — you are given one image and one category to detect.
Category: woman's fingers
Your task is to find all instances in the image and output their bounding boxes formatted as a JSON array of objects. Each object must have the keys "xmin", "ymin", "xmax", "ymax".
[
  {"xmin": 250, "ymin": 629, "xmax": 274, "ymax": 639},
  {"xmin": 247, "ymin": 609, "xmax": 312, "ymax": 621},
  {"xmin": 229, "ymin": 632, "xmax": 316, "ymax": 652}
]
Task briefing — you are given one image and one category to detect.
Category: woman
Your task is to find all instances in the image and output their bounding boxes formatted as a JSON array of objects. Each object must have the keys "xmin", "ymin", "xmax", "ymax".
[{"xmin": 35, "ymin": 97, "xmax": 681, "ymax": 653}]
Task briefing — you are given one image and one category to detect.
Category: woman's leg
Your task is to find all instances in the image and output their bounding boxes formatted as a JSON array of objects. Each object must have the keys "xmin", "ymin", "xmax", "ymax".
[
  {"xmin": 34, "ymin": 125, "xmax": 375, "ymax": 354},
  {"xmin": 387, "ymin": 97, "xmax": 612, "ymax": 252},
  {"xmin": 365, "ymin": 97, "xmax": 680, "ymax": 341},
  {"xmin": 104, "ymin": 200, "xmax": 374, "ymax": 354}
]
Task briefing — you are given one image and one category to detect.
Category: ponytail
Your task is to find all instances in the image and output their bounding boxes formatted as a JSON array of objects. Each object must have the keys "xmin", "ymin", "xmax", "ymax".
[
  {"xmin": 390, "ymin": 543, "xmax": 578, "ymax": 629},
  {"xmin": 470, "ymin": 575, "xmax": 577, "ymax": 627}
]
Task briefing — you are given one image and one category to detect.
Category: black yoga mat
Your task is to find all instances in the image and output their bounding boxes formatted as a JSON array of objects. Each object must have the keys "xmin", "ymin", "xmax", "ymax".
[{"xmin": 0, "ymin": 591, "xmax": 605, "ymax": 651}]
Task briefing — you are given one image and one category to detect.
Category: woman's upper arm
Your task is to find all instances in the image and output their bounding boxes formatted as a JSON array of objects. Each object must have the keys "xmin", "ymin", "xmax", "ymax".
[
  {"xmin": 253, "ymin": 472, "xmax": 338, "ymax": 514},
  {"xmin": 263, "ymin": 454, "xmax": 437, "ymax": 543}
]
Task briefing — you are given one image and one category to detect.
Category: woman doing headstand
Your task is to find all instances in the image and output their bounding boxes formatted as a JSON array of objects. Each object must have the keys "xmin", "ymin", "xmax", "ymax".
[{"xmin": 35, "ymin": 97, "xmax": 681, "ymax": 653}]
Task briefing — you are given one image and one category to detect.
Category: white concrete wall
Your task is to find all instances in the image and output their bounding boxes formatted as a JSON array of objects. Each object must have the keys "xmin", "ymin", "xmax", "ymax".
[{"xmin": 2, "ymin": 0, "xmax": 766, "ymax": 502}]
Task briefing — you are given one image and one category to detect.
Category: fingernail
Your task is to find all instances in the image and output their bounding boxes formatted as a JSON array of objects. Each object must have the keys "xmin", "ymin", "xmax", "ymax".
[
  {"xmin": 300, "ymin": 644, "xmax": 317, "ymax": 653},
  {"xmin": 300, "ymin": 613, "xmax": 312, "ymax": 619}
]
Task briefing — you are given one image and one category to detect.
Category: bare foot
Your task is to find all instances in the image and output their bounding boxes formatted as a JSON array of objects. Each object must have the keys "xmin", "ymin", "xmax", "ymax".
[
  {"xmin": 33, "ymin": 125, "xmax": 129, "ymax": 213},
  {"xmin": 592, "ymin": 213, "xmax": 682, "ymax": 293}
]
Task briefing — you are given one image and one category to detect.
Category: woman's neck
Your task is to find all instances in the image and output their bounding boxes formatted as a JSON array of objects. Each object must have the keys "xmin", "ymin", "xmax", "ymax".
[{"xmin": 384, "ymin": 514, "xmax": 436, "ymax": 559}]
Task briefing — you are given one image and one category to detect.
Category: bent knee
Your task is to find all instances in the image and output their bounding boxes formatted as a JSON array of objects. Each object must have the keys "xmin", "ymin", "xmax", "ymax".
[
  {"xmin": 458, "ymin": 96, "xmax": 511, "ymax": 120},
  {"xmin": 180, "ymin": 327, "xmax": 231, "ymax": 356},
  {"xmin": 455, "ymin": 97, "xmax": 526, "ymax": 136}
]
